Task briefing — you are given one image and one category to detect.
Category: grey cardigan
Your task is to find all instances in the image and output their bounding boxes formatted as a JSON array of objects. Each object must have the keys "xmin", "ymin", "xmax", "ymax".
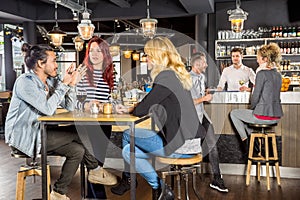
[{"xmin": 251, "ymin": 69, "xmax": 283, "ymax": 118}]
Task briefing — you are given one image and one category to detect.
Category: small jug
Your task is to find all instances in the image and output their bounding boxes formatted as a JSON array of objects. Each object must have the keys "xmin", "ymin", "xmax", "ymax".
[{"xmin": 90, "ymin": 102, "xmax": 99, "ymax": 114}]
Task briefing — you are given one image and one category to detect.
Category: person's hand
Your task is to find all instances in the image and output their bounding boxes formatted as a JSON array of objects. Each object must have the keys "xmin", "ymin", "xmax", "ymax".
[
  {"xmin": 69, "ymin": 64, "xmax": 87, "ymax": 86},
  {"xmin": 203, "ymin": 94, "xmax": 213, "ymax": 102},
  {"xmin": 62, "ymin": 63, "xmax": 75, "ymax": 85},
  {"xmin": 115, "ymin": 104, "xmax": 128, "ymax": 114},
  {"xmin": 239, "ymin": 86, "xmax": 250, "ymax": 92},
  {"xmin": 217, "ymin": 87, "xmax": 223, "ymax": 91}
]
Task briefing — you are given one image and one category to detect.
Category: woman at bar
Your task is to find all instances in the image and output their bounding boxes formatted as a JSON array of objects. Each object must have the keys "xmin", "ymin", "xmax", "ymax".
[
  {"xmin": 112, "ymin": 37, "xmax": 206, "ymax": 199},
  {"xmin": 75, "ymin": 36, "xmax": 117, "ymax": 198},
  {"xmin": 230, "ymin": 43, "xmax": 283, "ymax": 148}
]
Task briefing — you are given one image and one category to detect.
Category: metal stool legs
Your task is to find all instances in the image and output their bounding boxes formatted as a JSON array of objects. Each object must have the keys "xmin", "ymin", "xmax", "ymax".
[{"xmin": 161, "ymin": 166, "xmax": 202, "ymax": 200}]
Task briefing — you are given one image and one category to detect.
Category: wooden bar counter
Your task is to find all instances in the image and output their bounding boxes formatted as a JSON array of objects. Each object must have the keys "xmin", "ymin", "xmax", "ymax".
[{"xmin": 205, "ymin": 91, "xmax": 300, "ymax": 168}]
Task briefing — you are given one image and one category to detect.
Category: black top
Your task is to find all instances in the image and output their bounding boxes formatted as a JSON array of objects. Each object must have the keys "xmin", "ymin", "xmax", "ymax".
[{"xmin": 132, "ymin": 70, "xmax": 205, "ymax": 155}]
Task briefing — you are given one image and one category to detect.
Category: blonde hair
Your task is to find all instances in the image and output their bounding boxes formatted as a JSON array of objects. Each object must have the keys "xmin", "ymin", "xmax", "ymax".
[
  {"xmin": 144, "ymin": 37, "xmax": 192, "ymax": 90},
  {"xmin": 257, "ymin": 42, "xmax": 282, "ymax": 69}
]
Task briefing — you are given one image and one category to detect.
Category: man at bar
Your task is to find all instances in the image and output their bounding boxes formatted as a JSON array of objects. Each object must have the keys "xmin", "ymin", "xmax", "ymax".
[
  {"xmin": 217, "ymin": 47, "xmax": 256, "ymax": 92},
  {"xmin": 190, "ymin": 52, "xmax": 228, "ymax": 192}
]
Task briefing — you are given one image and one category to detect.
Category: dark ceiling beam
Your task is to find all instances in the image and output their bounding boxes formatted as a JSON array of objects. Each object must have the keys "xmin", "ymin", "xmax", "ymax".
[
  {"xmin": 178, "ymin": 0, "xmax": 215, "ymax": 13},
  {"xmin": 109, "ymin": 0, "xmax": 131, "ymax": 8},
  {"xmin": 48, "ymin": 0, "xmax": 92, "ymax": 13}
]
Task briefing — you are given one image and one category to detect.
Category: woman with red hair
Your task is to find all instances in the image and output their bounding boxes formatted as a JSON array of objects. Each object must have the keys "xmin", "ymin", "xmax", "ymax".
[{"xmin": 76, "ymin": 36, "xmax": 117, "ymax": 198}]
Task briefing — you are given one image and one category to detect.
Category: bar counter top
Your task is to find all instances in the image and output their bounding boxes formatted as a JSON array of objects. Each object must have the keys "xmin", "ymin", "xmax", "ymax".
[{"xmin": 210, "ymin": 91, "xmax": 300, "ymax": 104}]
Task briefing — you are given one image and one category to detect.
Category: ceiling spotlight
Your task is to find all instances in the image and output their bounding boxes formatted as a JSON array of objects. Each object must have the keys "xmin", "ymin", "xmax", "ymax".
[{"xmin": 72, "ymin": 10, "xmax": 78, "ymax": 21}]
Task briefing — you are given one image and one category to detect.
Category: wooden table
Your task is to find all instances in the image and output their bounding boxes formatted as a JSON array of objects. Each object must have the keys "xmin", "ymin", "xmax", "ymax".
[{"xmin": 38, "ymin": 110, "xmax": 150, "ymax": 200}]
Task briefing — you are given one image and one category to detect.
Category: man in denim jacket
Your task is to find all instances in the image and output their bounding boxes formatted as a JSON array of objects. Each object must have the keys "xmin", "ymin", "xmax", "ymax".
[{"xmin": 5, "ymin": 43, "xmax": 117, "ymax": 200}]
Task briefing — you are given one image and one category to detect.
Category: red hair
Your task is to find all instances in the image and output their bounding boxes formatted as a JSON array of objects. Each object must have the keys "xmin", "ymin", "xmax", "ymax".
[{"xmin": 83, "ymin": 36, "xmax": 114, "ymax": 91}]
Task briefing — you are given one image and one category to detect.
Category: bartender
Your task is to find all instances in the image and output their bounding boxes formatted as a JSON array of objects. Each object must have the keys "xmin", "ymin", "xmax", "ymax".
[{"xmin": 217, "ymin": 47, "xmax": 256, "ymax": 92}]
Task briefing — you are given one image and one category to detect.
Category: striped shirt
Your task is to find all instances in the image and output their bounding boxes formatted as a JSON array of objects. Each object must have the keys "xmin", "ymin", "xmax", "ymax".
[{"xmin": 76, "ymin": 69, "xmax": 116, "ymax": 109}]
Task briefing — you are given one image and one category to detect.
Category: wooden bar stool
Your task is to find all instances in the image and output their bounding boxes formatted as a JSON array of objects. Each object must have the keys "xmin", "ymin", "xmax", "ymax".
[
  {"xmin": 156, "ymin": 154, "xmax": 203, "ymax": 200},
  {"xmin": 246, "ymin": 123, "xmax": 281, "ymax": 191},
  {"xmin": 11, "ymin": 147, "xmax": 51, "ymax": 200}
]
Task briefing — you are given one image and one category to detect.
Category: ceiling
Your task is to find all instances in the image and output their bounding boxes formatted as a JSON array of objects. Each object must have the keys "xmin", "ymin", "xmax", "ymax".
[{"xmin": 0, "ymin": 0, "xmax": 239, "ymax": 49}]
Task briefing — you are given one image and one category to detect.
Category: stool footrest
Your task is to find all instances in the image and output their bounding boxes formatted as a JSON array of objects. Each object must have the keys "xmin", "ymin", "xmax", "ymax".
[{"xmin": 248, "ymin": 158, "xmax": 279, "ymax": 164}]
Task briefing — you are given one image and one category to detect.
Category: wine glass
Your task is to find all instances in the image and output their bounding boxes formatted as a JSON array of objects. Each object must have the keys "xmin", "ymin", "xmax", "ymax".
[
  {"xmin": 239, "ymin": 80, "xmax": 246, "ymax": 92},
  {"xmin": 239, "ymin": 80, "xmax": 245, "ymax": 86},
  {"xmin": 110, "ymin": 89, "xmax": 120, "ymax": 104},
  {"xmin": 76, "ymin": 87, "xmax": 87, "ymax": 112}
]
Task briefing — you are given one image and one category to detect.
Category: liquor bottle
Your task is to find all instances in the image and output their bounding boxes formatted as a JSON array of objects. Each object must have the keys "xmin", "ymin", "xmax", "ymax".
[
  {"xmin": 283, "ymin": 60, "xmax": 287, "ymax": 70},
  {"xmin": 287, "ymin": 60, "xmax": 291, "ymax": 70},
  {"xmin": 291, "ymin": 41, "xmax": 295, "ymax": 54},
  {"xmin": 288, "ymin": 26, "xmax": 292, "ymax": 37},
  {"xmin": 275, "ymin": 26, "xmax": 279, "ymax": 38},
  {"xmin": 297, "ymin": 26, "xmax": 300, "ymax": 37},
  {"xmin": 279, "ymin": 42, "xmax": 284, "ymax": 53},
  {"xmin": 278, "ymin": 26, "xmax": 283, "ymax": 37},
  {"xmin": 271, "ymin": 26, "xmax": 276, "ymax": 38},
  {"xmin": 295, "ymin": 41, "xmax": 299, "ymax": 54},
  {"xmin": 286, "ymin": 42, "xmax": 291, "ymax": 54},
  {"xmin": 283, "ymin": 42, "xmax": 287, "ymax": 54},
  {"xmin": 292, "ymin": 27, "xmax": 297, "ymax": 37},
  {"xmin": 283, "ymin": 26, "xmax": 288, "ymax": 37},
  {"xmin": 279, "ymin": 60, "xmax": 283, "ymax": 71}
]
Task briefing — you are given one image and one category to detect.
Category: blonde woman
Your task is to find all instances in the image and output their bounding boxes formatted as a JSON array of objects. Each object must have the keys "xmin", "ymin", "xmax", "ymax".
[
  {"xmin": 230, "ymin": 43, "xmax": 283, "ymax": 150},
  {"xmin": 112, "ymin": 37, "xmax": 205, "ymax": 199}
]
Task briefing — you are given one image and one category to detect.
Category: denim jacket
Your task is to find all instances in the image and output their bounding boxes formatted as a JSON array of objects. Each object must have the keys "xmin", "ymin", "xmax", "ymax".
[{"xmin": 5, "ymin": 71, "xmax": 76, "ymax": 157}]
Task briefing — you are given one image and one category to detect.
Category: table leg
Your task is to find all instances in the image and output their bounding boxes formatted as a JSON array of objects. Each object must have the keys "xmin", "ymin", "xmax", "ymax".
[
  {"xmin": 41, "ymin": 122, "xmax": 48, "ymax": 200},
  {"xmin": 130, "ymin": 122, "xmax": 136, "ymax": 200}
]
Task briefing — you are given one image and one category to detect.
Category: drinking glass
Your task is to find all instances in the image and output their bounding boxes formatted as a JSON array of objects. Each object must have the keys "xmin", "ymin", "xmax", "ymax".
[
  {"xmin": 239, "ymin": 80, "xmax": 246, "ymax": 92},
  {"xmin": 239, "ymin": 80, "xmax": 245, "ymax": 87},
  {"xmin": 76, "ymin": 87, "xmax": 87, "ymax": 112}
]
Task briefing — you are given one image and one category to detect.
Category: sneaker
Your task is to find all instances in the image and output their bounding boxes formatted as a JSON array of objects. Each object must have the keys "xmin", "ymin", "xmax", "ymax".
[
  {"xmin": 209, "ymin": 177, "xmax": 229, "ymax": 193},
  {"xmin": 88, "ymin": 167, "xmax": 118, "ymax": 186},
  {"xmin": 50, "ymin": 191, "xmax": 70, "ymax": 200},
  {"xmin": 152, "ymin": 182, "xmax": 175, "ymax": 200},
  {"xmin": 111, "ymin": 174, "xmax": 131, "ymax": 195}
]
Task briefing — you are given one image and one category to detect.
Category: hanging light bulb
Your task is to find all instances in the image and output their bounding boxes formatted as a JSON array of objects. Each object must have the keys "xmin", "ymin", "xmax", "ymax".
[
  {"xmin": 109, "ymin": 22, "xmax": 120, "ymax": 57},
  {"xmin": 73, "ymin": 35, "xmax": 85, "ymax": 51},
  {"xmin": 123, "ymin": 50, "xmax": 132, "ymax": 59},
  {"xmin": 77, "ymin": 1, "xmax": 95, "ymax": 40},
  {"xmin": 48, "ymin": 1, "xmax": 66, "ymax": 47},
  {"xmin": 227, "ymin": 0, "xmax": 248, "ymax": 33},
  {"xmin": 139, "ymin": 0, "xmax": 158, "ymax": 38},
  {"xmin": 110, "ymin": 43, "xmax": 120, "ymax": 57},
  {"xmin": 132, "ymin": 51, "xmax": 140, "ymax": 61}
]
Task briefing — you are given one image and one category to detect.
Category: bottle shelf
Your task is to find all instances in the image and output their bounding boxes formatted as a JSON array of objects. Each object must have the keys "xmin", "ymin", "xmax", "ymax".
[{"xmin": 216, "ymin": 37, "xmax": 300, "ymax": 60}]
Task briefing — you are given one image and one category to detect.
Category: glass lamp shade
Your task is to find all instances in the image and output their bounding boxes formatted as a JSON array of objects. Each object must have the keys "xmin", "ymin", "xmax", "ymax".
[
  {"xmin": 48, "ymin": 26, "xmax": 66, "ymax": 47},
  {"xmin": 228, "ymin": 7, "xmax": 248, "ymax": 33},
  {"xmin": 77, "ymin": 11, "xmax": 95, "ymax": 40},
  {"xmin": 123, "ymin": 50, "xmax": 132, "ymax": 59},
  {"xmin": 73, "ymin": 36, "xmax": 85, "ymax": 51},
  {"xmin": 109, "ymin": 44, "xmax": 120, "ymax": 57},
  {"xmin": 230, "ymin": 19, "xmax": 244, "ymax": 33},
  {"xmin": 139, "ymin": 18, "xmax": 158, "ymax": 38},
  {"xmin": 132, "ymin": 51, "xmax": 140, "ymax": 61}
]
